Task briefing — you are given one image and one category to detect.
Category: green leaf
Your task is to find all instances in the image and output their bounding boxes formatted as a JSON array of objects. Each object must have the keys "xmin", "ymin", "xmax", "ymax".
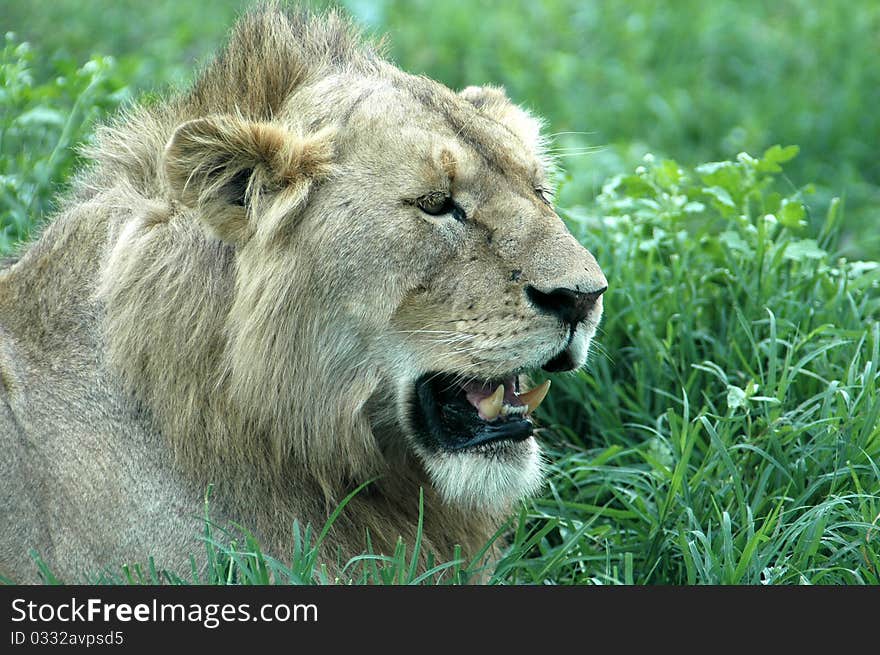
[
  {"xmin": 757, "ymin": 144, "xmax": 800, "ymax": 173},
  {"xmin": 726, "ymin": 384, "xmax": 748, "ymax": 410},
  {"xmin": 695, "ymin": 161, "xmax": 730, "ymax": 176},
  {"xmin": 618, "ymin": 174, "xmax": 655, "ymax": 198},
  {"xmin": 779, "ymin": 199, "xmax": 806, "ymax": 228},
  {"xmin": 782, "ymin": 238, "xmax": 826, "ymax": 262},
  {"xmin": 696, "ymin": 161, "xmax": 743, "ymax": 195},
  {"xmin": 655, "ymin": 159, "xmax": 683, "ymax": 188},
  {"xmin": 719, "ymin": 230, "xmax": 752, "ymax": 253},
  {"xmin": 14, "ymin": 106, "xmax": 65, "ymax": 127},
  {"xmin": 702, "ymin": 185, "xmax": 736, "ymax": 208}
]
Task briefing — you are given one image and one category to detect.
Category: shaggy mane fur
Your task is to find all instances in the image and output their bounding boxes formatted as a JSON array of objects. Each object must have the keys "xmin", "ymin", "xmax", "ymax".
[
  {"xmin": 83, "ymin": 3, "xmax": 381, "ymax": 201},
  {"xmin": 93, "ymin": 4, "xmax": 393, "ymax": 494}
]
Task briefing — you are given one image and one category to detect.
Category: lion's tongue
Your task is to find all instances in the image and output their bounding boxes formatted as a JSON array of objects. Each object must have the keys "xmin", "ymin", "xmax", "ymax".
[{"xmin": 463, "ymin": 378, "xmax": 551, "ymax": 421}]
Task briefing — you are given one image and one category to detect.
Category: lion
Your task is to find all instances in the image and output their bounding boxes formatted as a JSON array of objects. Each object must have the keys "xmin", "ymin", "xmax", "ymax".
[{"xmin": 0, "ymin": 3, "xmax": 606, "ymax": 583}]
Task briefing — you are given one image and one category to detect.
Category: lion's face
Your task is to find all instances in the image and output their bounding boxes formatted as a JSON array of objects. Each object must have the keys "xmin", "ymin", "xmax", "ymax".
[
  {"xmin": 162, "ymin": 69, "xmax": 605, "ymax": 513},
  {"xmin": 290, "ymin": 77, "xmax": 607, "ymax": 510}
]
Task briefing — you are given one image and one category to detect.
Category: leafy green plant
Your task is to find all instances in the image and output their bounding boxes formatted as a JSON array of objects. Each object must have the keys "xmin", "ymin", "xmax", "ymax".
[
  {"xmin": 0, "ymin": 33, "xmax": 130, "ymax": 252},
  {"xmin": 6, "ymin": 0, "xmax": 879, "ymax": 256},
  {"xmin": 535, "ymin": 145, "xmax": 880, "ymax": 583}
]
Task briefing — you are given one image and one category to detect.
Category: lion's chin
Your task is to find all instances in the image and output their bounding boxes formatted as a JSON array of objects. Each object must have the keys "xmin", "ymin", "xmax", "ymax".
[{"xmin": 419, "ymin": 437, "xmax": 546, "ymax": 512}]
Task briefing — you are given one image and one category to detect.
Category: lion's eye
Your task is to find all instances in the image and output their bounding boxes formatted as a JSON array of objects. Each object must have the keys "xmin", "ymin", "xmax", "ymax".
[{"xmin": 415, "ymin": 193, "xmax": 466, "ymax": 221}]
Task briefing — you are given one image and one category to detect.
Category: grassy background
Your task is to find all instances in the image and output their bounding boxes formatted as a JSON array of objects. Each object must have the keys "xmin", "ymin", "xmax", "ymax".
[
  {"xmin": 5, "ymin": 0, "xmax": 879, "ymax": 257},
  {"xmin": 2, "ymin": 0, "xmax": 879, "ymax": 584}
]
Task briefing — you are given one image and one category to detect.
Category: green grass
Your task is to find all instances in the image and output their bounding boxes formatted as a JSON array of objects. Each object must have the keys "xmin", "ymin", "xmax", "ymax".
[
  {"xmin": 2, "ymin": 1, "xmax": 879, "ymax": 584},
  {"xmin": 538, "ymin": 149, "xmax": 880, "ymax": 584}
]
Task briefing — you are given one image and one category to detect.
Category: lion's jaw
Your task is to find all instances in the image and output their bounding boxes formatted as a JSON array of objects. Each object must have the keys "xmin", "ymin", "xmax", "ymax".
[
  {"xmin": 381, "ymin": 288, "xmax": 604, "ymax": 513},
  {"xmin": 379, "ymin": 302, "xmax": 603, "ymax": 513}
]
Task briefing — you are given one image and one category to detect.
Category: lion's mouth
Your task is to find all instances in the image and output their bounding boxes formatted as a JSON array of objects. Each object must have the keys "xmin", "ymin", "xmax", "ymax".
[{"xmin": 411, "ymin": 372, "xmax": 551, "ymax": 451}]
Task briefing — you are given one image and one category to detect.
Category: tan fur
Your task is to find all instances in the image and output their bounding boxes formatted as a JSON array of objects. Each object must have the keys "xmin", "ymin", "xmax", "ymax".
[{"xmin": 0, "ymin": 2, "xmax": 606, "ymax": 583}]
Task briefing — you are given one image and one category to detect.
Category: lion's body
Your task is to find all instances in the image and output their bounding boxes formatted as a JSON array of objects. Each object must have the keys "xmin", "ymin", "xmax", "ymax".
[
  {"xmin": 0, "ymin": 186, "xmax": 495, "ymax": 583},
  {"xmin": 0, "ymin": 4, "xmax": 605, "ymax": 583},
  {"xmin": 0, "ymin": 208, "xmax": 202, "ymax": 581}
]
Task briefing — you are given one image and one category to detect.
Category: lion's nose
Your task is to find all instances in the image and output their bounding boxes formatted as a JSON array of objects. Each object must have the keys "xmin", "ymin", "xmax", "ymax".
[{"xmin": 525, "ymin": 284, "xmax": 607, "ymax": 327}]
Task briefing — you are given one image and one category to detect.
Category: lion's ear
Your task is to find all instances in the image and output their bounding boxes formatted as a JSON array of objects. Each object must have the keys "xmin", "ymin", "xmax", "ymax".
[
  {"xmin": 163, "ymin": 115, "xmax": 335, "ymax": 244},
  {"xmin": 459, "ymin": 85, "xmax": 545, "ymax": 156}
]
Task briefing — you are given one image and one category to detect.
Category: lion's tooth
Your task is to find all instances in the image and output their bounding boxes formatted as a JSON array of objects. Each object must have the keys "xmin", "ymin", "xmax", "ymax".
[
  {"xmin": 478, "ymin": 384, "xmax": 504, "ymax": 420},
  {"xmin": 519, "ymin": 379, "xmax": 551, "ymax": 415}
]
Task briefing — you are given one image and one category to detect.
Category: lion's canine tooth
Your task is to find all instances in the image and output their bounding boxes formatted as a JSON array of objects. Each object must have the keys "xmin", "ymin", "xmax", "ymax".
[
  {"xmin": 519, "ymin": 379, "xmax": 551, "ymax": 415},
  {"xmin": 479, "ymin": 384, "xmax": 504, "ymax": 420}
]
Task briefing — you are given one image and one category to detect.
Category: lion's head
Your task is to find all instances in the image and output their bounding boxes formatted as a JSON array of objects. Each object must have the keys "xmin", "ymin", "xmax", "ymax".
[{"xmin": 97, "ymin": 5, "xmax": 605, "ymax": 518}]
